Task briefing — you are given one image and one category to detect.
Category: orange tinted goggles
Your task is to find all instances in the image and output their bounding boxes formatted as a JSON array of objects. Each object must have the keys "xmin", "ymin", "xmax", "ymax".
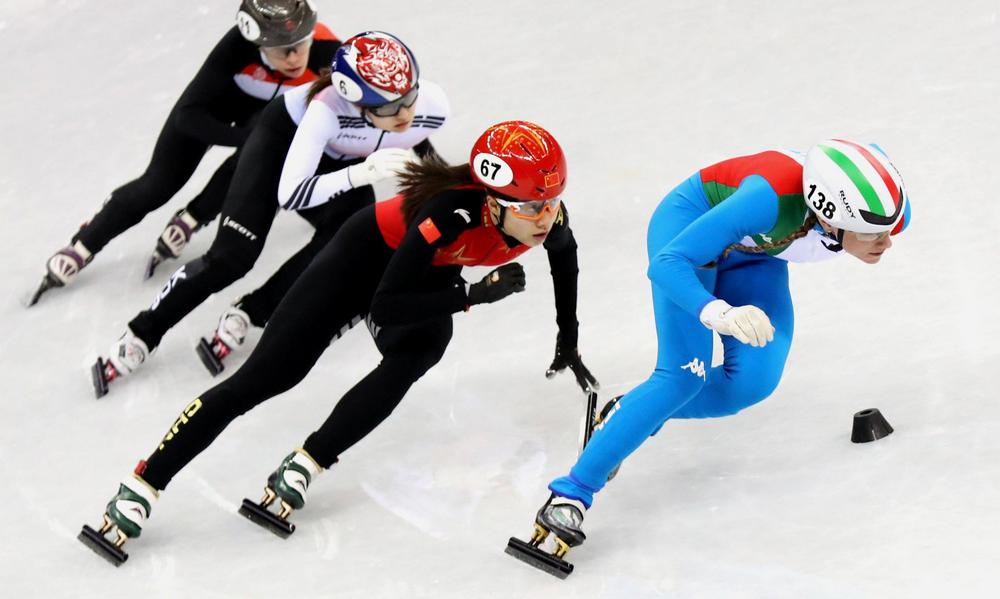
[{"xmin": 494, "ymin": 196, "xmax": 561, "ymax": 221}]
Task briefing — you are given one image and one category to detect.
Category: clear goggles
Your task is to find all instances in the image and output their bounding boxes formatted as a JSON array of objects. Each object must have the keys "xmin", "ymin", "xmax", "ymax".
[
  {"xmin": 850, "ymin": 230, "xmax": 890, "ymax": 242},
  {"xmin": 263, "ymin": 36, "xmax": 313, "ymax": 59},
  {"xmin": 493, "ymin": 196, "xmax": 561, "ymax": 221},
  {"xmin": 365, "ymin": 85, "xmax": 419, "ymax": 117}
]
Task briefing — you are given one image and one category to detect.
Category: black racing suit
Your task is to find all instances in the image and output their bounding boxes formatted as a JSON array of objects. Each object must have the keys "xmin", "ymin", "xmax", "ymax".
[
  {"xmin": 139, "ymin": 188, "xmax": 579, "ymax": 490},
  {"xmin": 73, "ymin": 25, "xmax": 339, "ymax": 254}
]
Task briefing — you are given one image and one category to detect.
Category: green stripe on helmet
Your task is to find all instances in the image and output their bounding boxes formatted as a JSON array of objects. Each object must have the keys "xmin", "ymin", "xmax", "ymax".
[{"xmin": 819, "ymin": 144, "xmax": 885, "ymax": 216}]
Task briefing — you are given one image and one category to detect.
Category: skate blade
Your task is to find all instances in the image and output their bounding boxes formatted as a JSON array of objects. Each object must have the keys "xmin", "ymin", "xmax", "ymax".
[
  {"xmin": 505, "ymin": 537, "xmax": 574, "ymax": 579},
  {"xmin": 580, "ymin": 391, "xmax": 599, "ymax": 449},
  {"xmin": 23, "ymin": 276, "xmax": 56, "ymax": 308},
  {"xmin": 78, "ymin": 524, "xmax": 128, "ymax": 566},
  {"xmin": 143, "ymin": 253, "xmax": 163, "ymax": 280},
  {"xmin": 195, "ymin": 338, "xmax": 224, "ymax": 377},
  {"xmin": 91, "ymin": 358, "xmax": 109, "ymax": 399},
  {"xmin": 238, "ymin": 498, "xmax": 295, "ymax": 538}
]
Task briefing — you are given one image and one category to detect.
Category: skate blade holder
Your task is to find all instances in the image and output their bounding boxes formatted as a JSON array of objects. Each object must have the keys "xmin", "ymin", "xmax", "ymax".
[
  {"xmin": 91, "ymin": 358, "xmax": 112, "ymax": 399},
  {"xmin": 78, "ymin": 515, "xmax": 129, "ymax": 566},
  {"xmin": 196, "ymin": 337, "xmax": 226, "ymax": 377},
  {"xmin": 505, "ymin": 524, "xmax": 574, "ymax": 579},
  {"xmin": 239, "ymin": 487, "xmax": 295, "ymax": 538}
]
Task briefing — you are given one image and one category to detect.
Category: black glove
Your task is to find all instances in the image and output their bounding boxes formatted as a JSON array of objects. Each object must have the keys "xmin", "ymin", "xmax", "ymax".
[
  {"xmin": 545, "ymin": 334, "xmax": 600, "ymax": 393},
  {"xmin": 467, "ymin": 263, "xmax": 526, "ymax": 306}
]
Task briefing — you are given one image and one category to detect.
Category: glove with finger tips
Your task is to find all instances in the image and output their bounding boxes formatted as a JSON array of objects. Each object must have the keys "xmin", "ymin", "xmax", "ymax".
[
  {"xmin": 546, "ymin": 333, "xmax": 600, "ymax": 393},
  {"xmin": 347, "ymin": 148, "xmax": 415, "ymax": 188},
  {"xmin": 466, "ymin": 263, "xmax": 526, "ymax": 306},
  {"xmin": 699, "ymin": 299, "xmax": 775, "ymax": 348}
]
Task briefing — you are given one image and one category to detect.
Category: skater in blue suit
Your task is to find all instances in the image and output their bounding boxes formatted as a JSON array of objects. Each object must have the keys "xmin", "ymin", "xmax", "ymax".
[{"xmin": 508, "ymin": 139, "xmax": 911, "ymax": 573}]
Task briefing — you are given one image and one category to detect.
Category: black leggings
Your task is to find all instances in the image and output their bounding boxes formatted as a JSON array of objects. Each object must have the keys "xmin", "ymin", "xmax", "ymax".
[
  {"xmin": 140, "ymin": 210, "xmax": 453, "ymax": 490},
  {"xmin": 128, "ymin": 99, "xmax": 370, "ymax": 349},
  {"xmin": 74, "ymin": 111, "xmax": 235, "ymax": 253}
]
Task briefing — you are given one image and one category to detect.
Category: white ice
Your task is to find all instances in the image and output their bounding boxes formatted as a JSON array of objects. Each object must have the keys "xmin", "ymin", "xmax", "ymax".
[{"xmin": 1, "ymin": 1, "xmax": 999, "ymax": 597}]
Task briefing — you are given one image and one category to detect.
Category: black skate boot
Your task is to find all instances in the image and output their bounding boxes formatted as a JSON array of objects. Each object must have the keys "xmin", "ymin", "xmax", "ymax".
[
  {"xmin": 195, "ymin": 304, "xmax": 251, "ymax": 376},
  {"xmin": 506, "ymin": 494, "xmax": 588, "ymax": 579},
  {"xmin": 239, "ymin": 449, "xmax": 322, "ymax": 538},
  {"xmin": 26, "ymin": 241, "xmax": 92, "ymax": 307},
  {"xmin": 78, "ymin": 473, "xmax": 159, "ymax": 567},
  {"xmin": 145, "ymin": 209, "xmax": 202, "ymax": 279}
]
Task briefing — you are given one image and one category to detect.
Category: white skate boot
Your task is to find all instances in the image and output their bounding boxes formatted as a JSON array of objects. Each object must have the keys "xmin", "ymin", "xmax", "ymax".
[
  {"xmin": 92, "ymin": 329, "xmax": 151, "ymax": 398},
  {"xmin": 196, "ymin": 304, "xmax": 252, "ymax": 376},
  {"xmin": 27, "ymin": 240, "xmax": 93, "ymax": 306},
  {"xmin": 145, "ymin": 209, "xmax": 202, "ymax": 279}
]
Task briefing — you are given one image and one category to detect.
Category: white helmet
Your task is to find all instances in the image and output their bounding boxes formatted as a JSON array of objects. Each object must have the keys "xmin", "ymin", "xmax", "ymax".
[{"xmin": 802, "ymin": 139, "xmax": 908, "ymax": 234}]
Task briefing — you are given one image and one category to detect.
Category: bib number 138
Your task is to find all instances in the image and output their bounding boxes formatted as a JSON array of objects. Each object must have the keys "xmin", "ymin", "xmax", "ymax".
[{"xmin": 807, "ymin": 184, "xmax": 836, "ymax": 219}]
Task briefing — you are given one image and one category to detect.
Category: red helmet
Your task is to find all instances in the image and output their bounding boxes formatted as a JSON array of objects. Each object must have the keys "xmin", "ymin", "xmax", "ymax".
[{"xmin": 469, "ymin": 121, "xmax": 567, "ymax": 201}]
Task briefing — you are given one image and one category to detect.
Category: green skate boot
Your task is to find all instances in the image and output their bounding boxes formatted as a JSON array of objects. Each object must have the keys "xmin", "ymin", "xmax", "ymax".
[
  {"xmin": 78, "ymin": 474, "xmax": 159, "ymax": 566},
  {"xmin": 239, "ymin": 448, "xmax": 322, "ymax": 538}
]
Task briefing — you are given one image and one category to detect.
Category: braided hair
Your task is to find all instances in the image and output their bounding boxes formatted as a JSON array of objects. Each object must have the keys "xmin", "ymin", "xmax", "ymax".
[{"xmin": 705, "ymin": 212, "xmax": 819, "ymax": 268}]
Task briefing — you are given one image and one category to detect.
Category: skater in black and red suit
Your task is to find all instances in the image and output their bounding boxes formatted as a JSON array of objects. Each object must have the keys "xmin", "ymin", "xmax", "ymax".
[
  {"xmin": 78, "ymin": 120, "xmax": 599, "ymax": 563},
  {"xmin": 29, "ymin": 0, "xmax": 339, "ymax": 305}
]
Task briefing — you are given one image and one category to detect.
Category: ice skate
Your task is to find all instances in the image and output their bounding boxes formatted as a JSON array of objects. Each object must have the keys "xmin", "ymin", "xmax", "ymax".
[
  {"xmin": 144, "ymin": 209, "xmax": 201, "ymax": 279},
  {"xmin": 92, "ymin": 329, "xmax": 150, "ymax": 398},
  {"xmin": 26, "ymin": 241, "xmax": 92, "ymax": 307},
  {"xmin": 78, "ymin": 473, "xmax": 159, "ymax": 566},
  {"xmin": 239, "ymin": 449, "xmax": 322, "ymax": 538},
  {"xmin": 195, "ymin": 304, "xmax": 251, "ymax": 376},
  {"xmin": 506, "ymin": 494, "xmax": 588, "ymax": 579}
]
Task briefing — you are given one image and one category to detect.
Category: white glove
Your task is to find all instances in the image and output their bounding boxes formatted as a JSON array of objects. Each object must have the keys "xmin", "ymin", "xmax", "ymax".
[
  {"xmin": 347, "ymin": 148, "xmax": 414, "ymax": 188},
  {"xmin": 699, "ymin": 299, "xmax": 775, "ymax": 348}
]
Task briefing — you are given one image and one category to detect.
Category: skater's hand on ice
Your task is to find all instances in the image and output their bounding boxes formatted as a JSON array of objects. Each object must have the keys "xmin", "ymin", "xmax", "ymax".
[
  {"xmin": 699, "ymin": 299, "xmax": 774, "ymax": 347},
  {"xmin": 467, "ymin": 263, "xmax": 526, "ymax": 305},
  {"xmin": 546, "ymin": 334, "xmax": 600, "ymax": 393}
]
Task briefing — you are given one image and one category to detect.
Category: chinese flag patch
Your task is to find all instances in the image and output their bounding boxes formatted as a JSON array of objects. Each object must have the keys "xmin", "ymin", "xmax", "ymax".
[
  {"xmin": 543, "ymin": 172, "xmax": 561, "ymax": 188},
  {"xmin": 418, "ymin": 217, "xmax": 441, "ymax": 243}
]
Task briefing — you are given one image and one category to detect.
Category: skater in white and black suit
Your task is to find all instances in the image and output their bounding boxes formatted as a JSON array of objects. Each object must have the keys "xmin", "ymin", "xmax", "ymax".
[
  {"xmin": 90, "ymin": 31, "xmax": 450, "ymax": 397},
  {"xmin": 30, "ymin": 0, "xmax": 340, "ymax": 305}
]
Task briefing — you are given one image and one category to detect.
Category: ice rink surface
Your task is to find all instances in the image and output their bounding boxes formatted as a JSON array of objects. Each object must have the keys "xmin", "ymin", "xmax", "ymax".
[{"xmin": 2, "ymin": 1, "xmax": 999, "ymax": 597}]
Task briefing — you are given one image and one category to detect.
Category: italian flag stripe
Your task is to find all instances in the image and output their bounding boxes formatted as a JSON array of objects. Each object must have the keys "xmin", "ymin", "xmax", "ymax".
[
  {"xmin": 833, "ymin": 139, "xmax": 901, "ymax": 210},
  {"xmin": 819, "ymin": 144, "xmax": 885, "ymax": 216}
]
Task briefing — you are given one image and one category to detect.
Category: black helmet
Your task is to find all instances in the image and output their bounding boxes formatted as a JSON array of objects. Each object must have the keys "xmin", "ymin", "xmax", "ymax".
[{"xmin": 236, "ymin": 0, "xmax": 317, "ymax": 48}]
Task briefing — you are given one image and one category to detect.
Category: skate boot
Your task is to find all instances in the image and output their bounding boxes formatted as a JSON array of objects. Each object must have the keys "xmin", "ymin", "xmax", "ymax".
[
  {"xmin": 239, "ymin": 449, "xmax": 322, "ymax": 538},
  {"xmin": 78, "ymin": 472, "xmax": 159, "ymax": 566},
  {"xmin": 196, "ymin": 304, "xmax": 252, "ymax": 376},
  {"xmin": 506, "ymin": 494, "xmax": 588, "ymax": 578},
  {"xmin": 26, "ymin": 241, "xmax": 93, "ymax": 307},
  {"xmin": 145, "ymin": 209, "xmax": 201, "ymax": 279},
  {"xmin": 92, "ymin": 329, "xmax": 151, "ymax": 398}
]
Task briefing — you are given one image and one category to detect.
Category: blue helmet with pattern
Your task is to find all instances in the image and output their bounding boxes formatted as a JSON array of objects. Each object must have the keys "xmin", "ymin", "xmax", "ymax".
[{"xmin": 330, "ymin": 31, "xmax": 419, "ymax": 107}]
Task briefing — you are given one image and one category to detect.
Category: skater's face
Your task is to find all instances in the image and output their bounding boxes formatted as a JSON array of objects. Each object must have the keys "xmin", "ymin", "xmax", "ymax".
[
  {"xmin": 364, "ymin": 103, "xmax": 416, "ymax": 133},
  {"xmin": 819, "ymin": 220, "xmax": 893, "ymax": 264},
  {"xmin": 263, "ymin": 37, "xmax": 313, "ymax": 79},
  {"xmin": 487, "ymin": 196, "xmax": 559, "ymax": 247}
]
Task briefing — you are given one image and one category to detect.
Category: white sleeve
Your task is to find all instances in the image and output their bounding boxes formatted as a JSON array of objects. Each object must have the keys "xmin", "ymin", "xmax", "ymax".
[{"xmin": 277, "ymin": 100, "xmax": 356, "ymax": 211}]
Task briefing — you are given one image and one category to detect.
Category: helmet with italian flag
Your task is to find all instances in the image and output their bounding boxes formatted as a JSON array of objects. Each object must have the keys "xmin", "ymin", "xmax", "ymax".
[
  {"xmin": 469, "ymin": 121, "xmax": 567, "ymax": 201},
  {"xmin": 802, "ymin": 139, "xmax": 909, "ymax": 235}
]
